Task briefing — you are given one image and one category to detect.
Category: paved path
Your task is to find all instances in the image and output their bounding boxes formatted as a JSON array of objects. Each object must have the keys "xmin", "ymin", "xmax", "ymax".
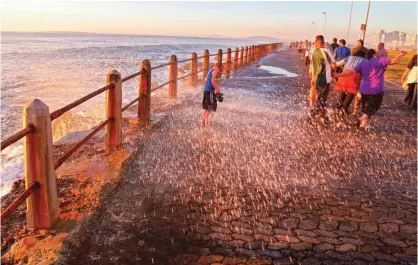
[{"xmin": 59, "ymin": 49, "xmax": 417, "ymax": 265}]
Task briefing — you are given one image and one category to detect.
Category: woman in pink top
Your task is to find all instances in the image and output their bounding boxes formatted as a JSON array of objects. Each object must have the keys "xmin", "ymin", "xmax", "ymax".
[{"xmin": 335, "ymin": 49, "xmax": 407, "ymax": 129}]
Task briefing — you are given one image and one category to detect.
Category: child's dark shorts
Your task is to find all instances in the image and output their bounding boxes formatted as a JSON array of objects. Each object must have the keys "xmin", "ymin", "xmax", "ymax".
[{"xmin": 202, "ymin": 92, "xmax": 217, "ymax": 111}]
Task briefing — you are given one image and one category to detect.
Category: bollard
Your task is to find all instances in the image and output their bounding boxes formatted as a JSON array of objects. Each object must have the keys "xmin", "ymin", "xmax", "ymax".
[
  {"xmin": 138, "ymin": 60, "xmax": 151, "ymax": 123},
  {"xmin": 106, "ymin": 70, "xmax": 122, "ymax": 148},
  {"xmin": 169, "ymin": 55, "xmax": 178, "ymax": 100},
  {"xmin": 233, "ymin": 47, "xmax": 239, "ymax": 69},
  {"xmin": 203, "ymin": 49, "xmax": 209, "ymax": 81},
  {"xmin": 190, "ymin": 52, "xmax": 198, "ymax": 86},
  {"xmin": 23, "ymin": 99, "xmax": 59, "ymax": 229},
  {"xmin": 217, "ymin": 49, "xmax": 222, "ymax": 70},
  {"xmin": 239, "ymin": 47, "xmax": 244, "ymax": 67}
]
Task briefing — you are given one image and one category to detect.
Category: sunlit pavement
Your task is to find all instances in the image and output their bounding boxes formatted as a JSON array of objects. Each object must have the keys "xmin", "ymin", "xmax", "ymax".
[{"xmin": 59, "ymin": 49, "xmax": 417, "ymax": 265}]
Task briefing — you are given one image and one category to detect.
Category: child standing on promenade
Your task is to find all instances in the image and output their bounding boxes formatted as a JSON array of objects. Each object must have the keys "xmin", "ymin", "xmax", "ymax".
[{"xmin": 201, "ymin": 61, "xmax": 222, "ymax": 126}]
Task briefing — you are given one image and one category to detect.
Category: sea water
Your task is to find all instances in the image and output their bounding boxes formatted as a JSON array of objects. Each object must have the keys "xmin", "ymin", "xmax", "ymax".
[{"xmin": 0, "ymin": 32, "xmax": 272, "ymax": 196}]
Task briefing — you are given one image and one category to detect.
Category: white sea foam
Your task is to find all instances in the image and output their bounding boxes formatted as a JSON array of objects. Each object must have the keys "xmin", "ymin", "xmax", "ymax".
[
  {"xmin": 1, "ymin": 155, "xmax": 24, "ymax": 196},
  {"xmin": 259, "ymin": 65, "xmax": 298, "ymax": 78}
]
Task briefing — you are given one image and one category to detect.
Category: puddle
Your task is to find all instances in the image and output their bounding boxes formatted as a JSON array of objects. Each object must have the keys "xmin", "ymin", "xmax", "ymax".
[{"xmin": 259, "ymin": 65, "xmax": 298, "ymax": 78}]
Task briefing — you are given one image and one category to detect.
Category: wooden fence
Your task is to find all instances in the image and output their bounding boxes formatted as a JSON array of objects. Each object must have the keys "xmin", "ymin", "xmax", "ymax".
[{"xmin": 0, "ymin": 42, "xmax": 282, "ymax": 229}]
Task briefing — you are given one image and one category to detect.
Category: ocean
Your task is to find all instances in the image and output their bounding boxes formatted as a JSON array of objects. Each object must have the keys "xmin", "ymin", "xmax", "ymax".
[{"xmin": 0, "ymin": 32, "xmax": 270, "ymax": 196}]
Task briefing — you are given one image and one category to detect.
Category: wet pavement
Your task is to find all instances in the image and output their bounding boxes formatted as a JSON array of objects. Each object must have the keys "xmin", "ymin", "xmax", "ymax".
[{"xmin": 58, "ymin": 49, "xmax": 417, "ymax": 265}]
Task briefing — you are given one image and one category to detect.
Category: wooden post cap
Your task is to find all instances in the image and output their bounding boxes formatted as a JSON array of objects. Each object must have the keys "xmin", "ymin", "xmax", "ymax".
[
  {"xmin": 24, "ymin": 99, "xmax": 50, "ymax": 117},
  {"xmin": 107, "ymin": 70, "xmax": 121, "ymax": 83}
]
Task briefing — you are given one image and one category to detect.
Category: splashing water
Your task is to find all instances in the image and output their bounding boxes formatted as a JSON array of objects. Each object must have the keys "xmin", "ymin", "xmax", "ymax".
[{"xmin": 1, "ymin": 32, "xmax": 279, "ymax": 196}]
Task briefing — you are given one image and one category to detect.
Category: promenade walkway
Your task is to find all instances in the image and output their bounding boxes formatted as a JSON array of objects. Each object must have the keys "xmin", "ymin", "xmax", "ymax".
[{"xmin": 59, "ymin": 49, "xmax": 417, "ymax": 265}]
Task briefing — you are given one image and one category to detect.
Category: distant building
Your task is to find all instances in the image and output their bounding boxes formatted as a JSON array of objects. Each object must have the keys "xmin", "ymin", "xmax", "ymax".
[
  {"xmin": 385, "ymin": 32, "xmax": 393, "ymax": 44},
  {"xmin": 381, "ymin": 33, "xmax": 387, "ymax": 44},
  {"xmin": 405, "ymin": 34, "xmax": 417, "ymax": 48},
  {"xmin": 399, "ymin": 32, "xmax": 407, "ymax": 48},
  {"xmin": 371, "ymin": 30, "xmax": 416, "ymax": 49},
  {"xmin": 373, "ymin": 30, "xmax": 385, "ymax": 45},
  {"xmin": 393, "ymin": 31, "xmax": 400, "ymax": 40}
]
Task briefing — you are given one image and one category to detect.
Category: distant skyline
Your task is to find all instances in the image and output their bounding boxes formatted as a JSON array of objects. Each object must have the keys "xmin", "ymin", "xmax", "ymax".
[{"xmin": 1, "ymin": 1, "xmax": 417, "ymax": 43}]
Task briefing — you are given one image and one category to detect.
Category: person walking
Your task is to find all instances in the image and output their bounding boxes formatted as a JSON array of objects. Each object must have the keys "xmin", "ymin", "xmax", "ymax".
[
  {"xmin": 351, "ymin": 39, "xmax": 368, "ymax": 56},
  {"xmin": 376, "ymin": 43, "xmax": 388, "ymax": 58},
  {"xmin": 304, "ymin": 42, "xmax": 312, "ymax": 67},
  {"xmin": 335, "ymin": 49, "xmax": 407, "ymax": 129},
  {"xmin": 334, "ymin": 50, "xmax": 366, "ymax": 113},
  {"xmin": 401, "ymin": 54, "xmax": 417, "ymax": 109},
  {"xmin": 201, "ymin": 60, "xmax": 222, "ymax": 126},
  {"xmin": 333, "ymin": 39, "xmax": 351, "ymax": 73},
  {"xmin": 330, "ymin": 38, "xmax": 339, "ymax": 53},
  {"xmin": 309, "ymin": 35, "xmax": 336, "ymax": 124}
]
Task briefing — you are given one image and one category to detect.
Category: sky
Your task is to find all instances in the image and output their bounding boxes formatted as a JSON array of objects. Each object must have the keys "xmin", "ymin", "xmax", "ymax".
[{"xmin": 1, "ymin": 1, "xmax": 417, "ymax": 42}]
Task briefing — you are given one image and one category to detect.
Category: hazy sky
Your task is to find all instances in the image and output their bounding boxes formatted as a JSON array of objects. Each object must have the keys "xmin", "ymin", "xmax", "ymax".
[{"xmin": 1, "ymin": 1, "xmax": 417, "ymax": 41}]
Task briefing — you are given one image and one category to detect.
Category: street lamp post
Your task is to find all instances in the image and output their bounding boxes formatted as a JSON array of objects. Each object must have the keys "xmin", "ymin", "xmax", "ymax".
[
  {"xmin": 322, "ymin": 12, "xmax": 327, "ymax": 35},
  {"xmin": 312, "ymin": 22, "xmax": 316, "ymax": 40},
  {"xmin": 362, "ymin": 1, "xmax": 371, "ymax": 42},
  {"xmin": 347, "ymin": 1, "xmax": 353, "ymax": 44}
]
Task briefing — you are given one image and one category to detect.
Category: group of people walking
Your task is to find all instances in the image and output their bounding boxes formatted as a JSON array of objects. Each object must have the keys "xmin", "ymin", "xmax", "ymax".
[{"xmin": 293, "ymin": 35, "xmax": 417, "ymax": 129}]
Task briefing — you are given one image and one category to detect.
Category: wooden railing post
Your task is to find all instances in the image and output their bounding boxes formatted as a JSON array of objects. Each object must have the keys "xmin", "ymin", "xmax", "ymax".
[
  {"xmin": 226, "ymin": 48, "xmax": 231, "ymax": 78},
  {"xmin": 138, "ymin": 60, "xmax": 151, "ymax": 122},
  {"xmin": 252, "ymin": 45, "xmax": 256, "ymax": 60},
  {"xmin": 244, "ymin": 46, "xmax": 249, "ymax": 65},
  {"xmin": 203, "ymin": 49, "xmax": 209, "ymax": 81},
  {"xmin": 23, "ymin": 99, "xmax": 59, "ymax": 229},
  {"xmin": 106, "ymin": 70, "xmax": 122, "ymax": 148},
  {"xmin": 249, "ymin": 46, "xmax": 252, "ymax": 61},
  {"xmin": 239, "ymin": 47, "xmax": 244, "ymax": 67},
  {"xmin": 190, "ymin": 52, "xmax": 198, "ymax": 86},
  {"xmin": 169, "ymin": 55, "xmax": 178, "ymax": 100},
  {"xmin": 233, "ymin": 47, "xmax": 239, "ymax": 69},
  {"xmin": 217, "ymin": 49, "xmax": 222, "ymax": 69}
]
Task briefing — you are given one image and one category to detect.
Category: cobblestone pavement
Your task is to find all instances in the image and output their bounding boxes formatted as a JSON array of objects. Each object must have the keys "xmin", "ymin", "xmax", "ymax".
[{"xmin": 59, "ymin": 49, "xmax": 417, "ymax": 265}]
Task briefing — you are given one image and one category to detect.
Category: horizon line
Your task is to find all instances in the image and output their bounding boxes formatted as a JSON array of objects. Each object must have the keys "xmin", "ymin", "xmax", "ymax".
[{"xmin": 2, "ymin": 30, "xmax": 287, "ymax": 41}]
